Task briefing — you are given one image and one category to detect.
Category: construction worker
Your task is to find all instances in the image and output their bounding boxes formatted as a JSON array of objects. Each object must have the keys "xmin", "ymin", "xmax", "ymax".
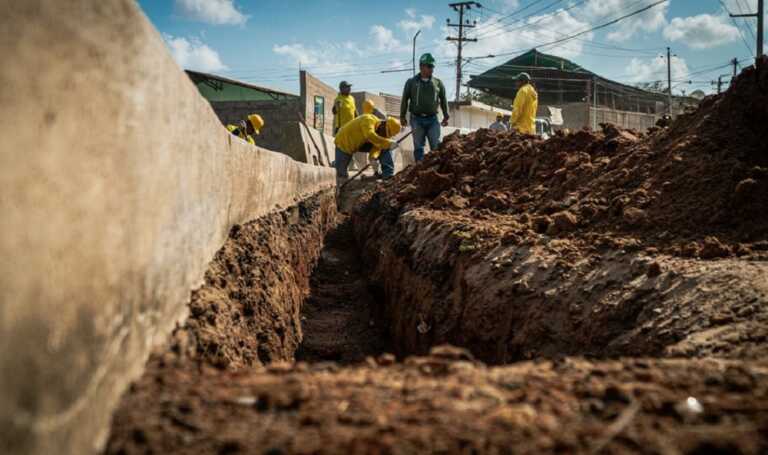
[
  {"xmin": 489, "ymin": 113, "xmax": 508, "ymax": 132},
  {"xmin": 226, "ymin": 114, "xmax": 263, "ymax": 145},
  {"xmin": 362, "ymin": 99, "xmax": 388, "ymax": 178},
  {"xmin": 332, "ymin": 81, "xmax": 357, "ymax": 135},
  {"xmin": 510, "ymin": 73, "xmax": 538, "ymax": 135},
  {"xmin": 334, "ymin": 114, "xmax": 401, "ymax": 180},
  {"xmin": 400, "ymin": 53, "xmax": 449, "ymax": 162}
]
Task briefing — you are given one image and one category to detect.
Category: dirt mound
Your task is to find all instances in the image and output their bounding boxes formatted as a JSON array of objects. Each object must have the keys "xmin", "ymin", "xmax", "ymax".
[
  {"xmin": 390, "ymin": 60, "xmax": 768, "ymax": 257},
  {"xmin": 352, "ymin": 61, "xmax": 768, "ymax": 364}
]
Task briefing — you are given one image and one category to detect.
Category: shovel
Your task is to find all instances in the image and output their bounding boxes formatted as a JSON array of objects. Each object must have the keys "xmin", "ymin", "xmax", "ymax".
[{"xmin": 339, "ymin": 130, "xmax": 412, "ymax": 191}]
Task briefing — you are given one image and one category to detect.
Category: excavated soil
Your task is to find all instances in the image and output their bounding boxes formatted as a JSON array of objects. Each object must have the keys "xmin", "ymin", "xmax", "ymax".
[
  {"xmin": 107, "ymin": 61, "xmax": 768, "ymax": 454},
  {"xmin": 351, "ymin": 61, "xmax": 768, "ymax": 364}
]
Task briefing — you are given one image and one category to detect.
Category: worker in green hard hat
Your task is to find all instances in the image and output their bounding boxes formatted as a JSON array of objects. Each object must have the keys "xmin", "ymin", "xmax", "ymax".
[{"xmin": 400, "ymin": 53, "xmax": 449, "ymax": 162}]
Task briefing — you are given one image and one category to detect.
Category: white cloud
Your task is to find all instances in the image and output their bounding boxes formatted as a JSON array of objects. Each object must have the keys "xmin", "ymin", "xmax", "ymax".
[
  {"xmin": 490, "ymin": 0, "xmax": 520, "ymax": 11},
  {"xmin": 370, "ymin": 25, "xmax": 408, "ymax": 52},
  {"xmin": 583, "ymin": 0, "xmax": 668, "ymax": 41},
  {"xmin": 439, "ymin": 9, "xmax": 593, "ymax": 61},
  {"xmin": 164, "ymin": 34, "xmax": 227, "ymax": 72},
  {"xmin": 663, "ymin": 14, "xmax": 741, "ymax": 49},
  {"xmin": 272, "ymin": 42, "xmax": 356, "ymax": 74},
  {"xmin": 174, "ymin": 0, "xmax": 248, "ymax": 26},
  {"xmin": 625, "ymin": 55, "xmax": 689, "ymax": 84},
  {"xmin": 398, "ymin": 11, "xmax": 436, "ymax": 35}
]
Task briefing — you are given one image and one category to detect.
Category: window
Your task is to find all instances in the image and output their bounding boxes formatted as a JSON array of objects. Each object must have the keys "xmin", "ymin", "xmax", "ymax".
[{"xmin": 313, "ymin": 95, "xmax": 325, "ymax": 131}]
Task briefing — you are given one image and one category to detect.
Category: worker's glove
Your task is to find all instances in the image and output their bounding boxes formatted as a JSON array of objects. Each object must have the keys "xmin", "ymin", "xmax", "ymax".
[
  {"xmin": 400, "ymin": 117, "xmax": 408, "ymax": 127},
  {"xmin": 369, "ymin": 150, "xmax": 381, "ymax": 160},
  {"xmin": 441, "ymin": 115, "xmax": 450, "ymax": 127}
]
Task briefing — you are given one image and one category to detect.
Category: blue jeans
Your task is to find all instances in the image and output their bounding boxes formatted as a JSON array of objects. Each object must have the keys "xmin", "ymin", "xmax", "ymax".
[
  {"xmin": 334, "ymin": 147, "xmax": 394, "ymax": 178},
  {"xmin": 378, "ymin": 149, "xmax": 394, "ymax": 177},
  {"xmin": 334, "ymin": 148, "xmax": 352, "ymax": 178},
  {"xmin": 410, "ymin": 114, "xmax": 441, "ymax": 162}
]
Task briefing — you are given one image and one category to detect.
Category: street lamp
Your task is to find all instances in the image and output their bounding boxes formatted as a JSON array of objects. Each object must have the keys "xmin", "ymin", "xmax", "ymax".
[{"xmin": 412, "ymin": 30, "xmax": 422, "ymax": 76}]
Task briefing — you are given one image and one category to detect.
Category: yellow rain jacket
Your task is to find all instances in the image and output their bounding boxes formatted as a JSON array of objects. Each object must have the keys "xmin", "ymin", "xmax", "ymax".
[
  {"xmin": 511, "ymin": 83, "xmax": 538, "ymax": 135},
  {"xmin": 333, "ymin": 94, "xmax": 357, "ymax": 130},
  {"xmin": 226, "ymin": 124, "xmax": 255, "ymax": 145},
  {"xmin": 334, "ymin": 114, "xmax": 394, "ymax": 157}
]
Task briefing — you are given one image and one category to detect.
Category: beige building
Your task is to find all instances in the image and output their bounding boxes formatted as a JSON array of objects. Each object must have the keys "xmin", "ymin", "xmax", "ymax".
[{"xmin": 447, "ymin": 100, "xmax": 511, "ymax": 132}]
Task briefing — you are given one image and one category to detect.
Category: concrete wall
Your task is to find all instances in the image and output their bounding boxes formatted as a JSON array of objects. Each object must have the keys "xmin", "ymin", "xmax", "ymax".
[
  {"xmin": 381, "ymin": 93, "xmax": 403, "ymax": 117},
  {"xmin": 209, "ymin": 98, "xmax": 306, "ymax": 159},
  {"xmin": 547, "ymin": 102, "xmax": 659, "ymax": 132},
  {"xmin": 0, "ymin": 2, "xmax": 335, "ymax": 454},
  {"xmin": 448, "ymin": 101, "xmax": 511, "ymax": 131},
  {"xmin": 352, "ymin": 91, "xmax": 386, "ymax": 115},
  {"xmin": 300, "ymin": 71, "xmax": 337, "ymax": 137}
]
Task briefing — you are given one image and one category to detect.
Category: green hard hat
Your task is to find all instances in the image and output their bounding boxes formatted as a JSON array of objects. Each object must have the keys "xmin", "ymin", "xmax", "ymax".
[{"xmin": 419, "ymin": 53, "xmax": 436, "ymax": 67}]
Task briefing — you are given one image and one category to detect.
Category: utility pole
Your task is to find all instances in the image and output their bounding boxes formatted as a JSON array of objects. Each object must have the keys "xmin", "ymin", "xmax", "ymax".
[
  {"xmin": 666, "ymin": 47, "xmax": 672, "ymax": 115},
  {"xmin": 730, "ymin": 0, "xmax": 764, "ymax": 69},
  {"xmin": 731, "ymin": 57, "xmax": 739, "ymax": 78},
  {"xmin": 446, "ymin": 2, "xmax": 479, "ymax": 103}
]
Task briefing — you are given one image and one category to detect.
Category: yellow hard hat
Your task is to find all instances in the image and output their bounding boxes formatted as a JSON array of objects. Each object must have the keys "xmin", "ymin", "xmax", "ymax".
[
  {"xmin": 247, "ymin": 114, "xmax": 264, "ymax": 135},
  {"xmin": 385, "ymin": 116, "xmax": 401, "ymax": 138},
  {"xmin": 363, "ymin": 99, "xmax": 376, "ymax": 115},
  {"xmin": 496, "ymin": 113, "xmax": 504, "ymax": 119}
]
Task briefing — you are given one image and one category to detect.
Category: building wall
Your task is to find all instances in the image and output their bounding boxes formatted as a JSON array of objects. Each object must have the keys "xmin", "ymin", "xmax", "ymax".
[
  {"xmin": 210, "ymin": 99, "xmax": 311, "ymax": 162},
  {"xmin": 546, "ymin": 102, "xmax": 659, "ymax": 132},
  {"xmin": 0, "ymin": 3, "xmax": 336, "ymax": 455},
  {"xmin": 352, "ymin": 92, "xmax": 386, "ymax": 115},
  {"xmin": 300, "ymin": 71, "xmax": 337, "ymax": 137},
  {"xmin": 381, "ymin": 93, "xmax": 403, "ymax": 117}
]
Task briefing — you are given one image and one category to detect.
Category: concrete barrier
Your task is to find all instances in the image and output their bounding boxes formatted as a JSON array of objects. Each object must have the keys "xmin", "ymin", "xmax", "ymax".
[{"xmin": 0, "ymin": 1, "xmax": 335, "ymax": 454}]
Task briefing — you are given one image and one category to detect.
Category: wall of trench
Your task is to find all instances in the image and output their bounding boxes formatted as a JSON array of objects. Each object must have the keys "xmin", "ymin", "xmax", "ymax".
[
  {"xmin": 0, "ymin": 2, "xmax": 335, "ymax": 454},
  {"xmin": 352, "ymin": 194, "xmax": 768, "ymax": 364}
]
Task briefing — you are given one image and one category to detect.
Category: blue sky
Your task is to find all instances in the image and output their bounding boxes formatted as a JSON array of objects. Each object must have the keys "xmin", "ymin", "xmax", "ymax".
[{"xmin": 137, "ymin": 0, "xmax": 765, "ymax": 96}]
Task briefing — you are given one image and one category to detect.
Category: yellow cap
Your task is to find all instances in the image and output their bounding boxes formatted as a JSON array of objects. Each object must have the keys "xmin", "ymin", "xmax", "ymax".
[
  {"xmin": 385, "ymin": 116, "xmax": 401, "ymax": 138},
  {"xmin": 247, "ymin": 114, "xmax": 264, "ymax": 135},
  {"xmin": 363, "ymin": 99, "xmax": 376, "ymax": 115}
]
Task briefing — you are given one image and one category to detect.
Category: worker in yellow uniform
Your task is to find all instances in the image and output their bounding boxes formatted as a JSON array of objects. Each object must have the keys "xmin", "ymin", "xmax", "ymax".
[
  {"xmin": 226, "ymin": 114, "xmax": 264, "ymax": 145},
  {"xmin": 510, "ymin": 73, "xmax": 538, "ymax": 135},
  {"xmin": 332, "ymin": 81, "xmax": 357, "ymax": 135},
  {"xmin": 334, "ymin": 114, "xmax": 401, "ymax": 180},
  {"xmin": 362, "ymin": 99, "xmax": 388, "ymax": 178}
]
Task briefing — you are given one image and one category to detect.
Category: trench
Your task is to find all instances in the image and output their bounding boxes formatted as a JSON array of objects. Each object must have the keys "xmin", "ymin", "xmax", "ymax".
[
  {"xmin": 294, "ymin": 215, "xmax": 391, "ymax": 364},
  {"xmin": 105, "ymin": 182, "xmax": 768, "ymax": 454}
]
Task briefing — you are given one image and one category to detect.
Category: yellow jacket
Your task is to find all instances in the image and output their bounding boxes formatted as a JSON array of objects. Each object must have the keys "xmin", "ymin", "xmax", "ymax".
[
  {"xmin": 511, "ymin": 84, "xmax": 538, "ymax": 135},
  {"xmin": 334, "ymin": 114, "xmax": 394, "ymax": 156},
  {"xmin": 226, "ymin": 124, "xmax": 255, "ymax": 145},
  {"xmin": 333, "ymin": 94, "xmax": 357, "ymax": 130}
]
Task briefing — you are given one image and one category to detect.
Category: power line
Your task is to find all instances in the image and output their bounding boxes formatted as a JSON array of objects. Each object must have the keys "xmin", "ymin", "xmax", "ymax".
[
  {"xmin": 486, "ymin": 0, "xmax": 669, "ymax": 59},
  {"xmin": 720, "ymin": 0, "xmax": 757, "ymax": 56},
  {"xmin": 476, "ymin": 0, "xmax": 566, "ymax": 39}
]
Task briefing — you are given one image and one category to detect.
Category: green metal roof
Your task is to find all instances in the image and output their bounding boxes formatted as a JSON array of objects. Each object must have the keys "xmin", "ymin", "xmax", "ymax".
[
  {"xmin": 186, "ymin": 70, "xmax": 298, "ymax": 102},
  {"xmin": 467, "ymin": 49, "xmax": 667, "ymax": 109}
]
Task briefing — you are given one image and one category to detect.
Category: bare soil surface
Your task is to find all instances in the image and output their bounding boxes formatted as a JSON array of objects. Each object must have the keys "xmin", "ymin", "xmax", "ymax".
[
  {"xmin": 108, "ymin": 348, "xmax": 768, "ymax": 455},
  {"xmin": 295, "ymin": 215, "xmax": 391, "ymax": 364},
  {"xmin": 107, "ymin": 61, "xmax": 768, "ymax": 454}
]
